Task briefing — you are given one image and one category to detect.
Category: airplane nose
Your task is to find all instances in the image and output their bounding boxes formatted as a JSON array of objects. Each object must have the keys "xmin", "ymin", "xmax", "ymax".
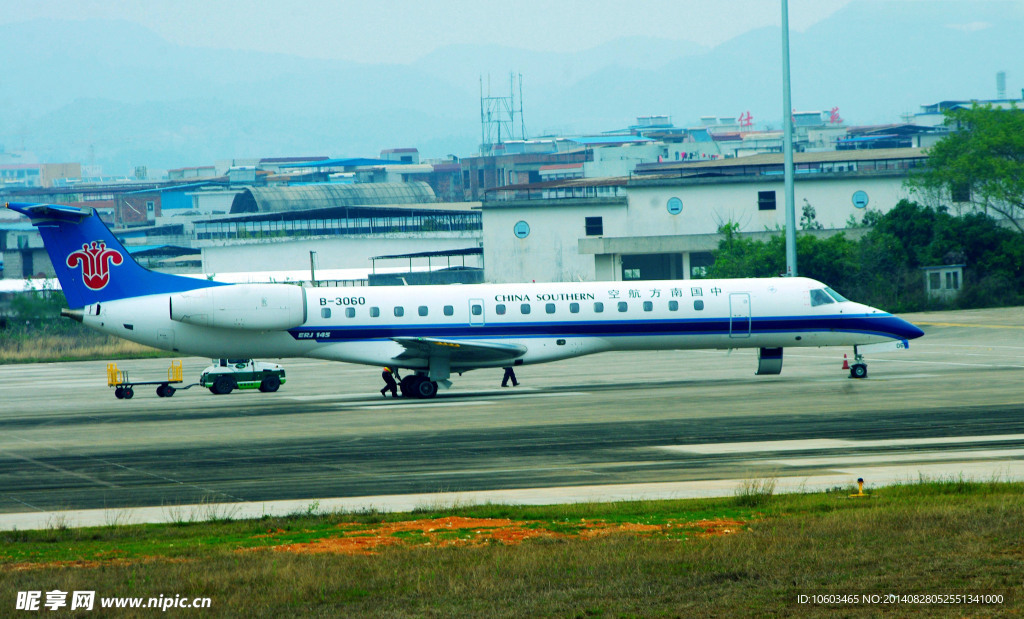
[{"xmin": 891, "ymin": 315, "xmax": 925, "ymax": 340}]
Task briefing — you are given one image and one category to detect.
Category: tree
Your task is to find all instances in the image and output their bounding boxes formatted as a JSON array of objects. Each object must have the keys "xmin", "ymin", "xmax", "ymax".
[
  {"xmin": 799, "ymin": 199, "xmax": 824, "ymax": 230},
  {"xmin": 705, "ymin": 223, "xmax": 785, "ymax": 278},
  {"xmin": 912, "ymin": 104, "xmax": 1024, "ymax": 234}
]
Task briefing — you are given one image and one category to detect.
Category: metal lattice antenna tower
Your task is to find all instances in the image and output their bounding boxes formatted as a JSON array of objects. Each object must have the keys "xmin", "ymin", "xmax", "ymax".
[{"xmin": 480, "ymin": 73, "xmax": 525, "ymax": 154}]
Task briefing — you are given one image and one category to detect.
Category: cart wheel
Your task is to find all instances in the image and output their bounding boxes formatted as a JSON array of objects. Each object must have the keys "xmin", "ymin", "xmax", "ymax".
[
  {"xmin": 164, "ymin": 385, "xmax": 175, "ymax": 397},
  {"xmin": 156, "ymin": 385, "xmax": 167, "ymax": 397},
  {"xmin": 115, "ymin": 387, "xmax": 125, "ymax": 399},
  {"xmin": 123, "ymin": 387, "xmax": 134, "ymax": 399},
  {"xmin": 259, "ymin": 375, "xmax": 281, "ymax": 393},
  {"xmin": 211, "ymin": 376, "xmax": 235, "ymax": 395}
]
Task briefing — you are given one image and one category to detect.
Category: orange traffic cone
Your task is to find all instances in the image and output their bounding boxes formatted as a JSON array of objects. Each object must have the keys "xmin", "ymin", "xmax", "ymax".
[{"xmin": 842, "ymin": 354, "xmax": 850, "ymax": 370}]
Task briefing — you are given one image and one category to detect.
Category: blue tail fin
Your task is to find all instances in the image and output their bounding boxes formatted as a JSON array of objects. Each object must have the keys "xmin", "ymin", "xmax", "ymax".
[{"xmin": 6, "ymin": 202, "xmax": 224, "ymax": 308}]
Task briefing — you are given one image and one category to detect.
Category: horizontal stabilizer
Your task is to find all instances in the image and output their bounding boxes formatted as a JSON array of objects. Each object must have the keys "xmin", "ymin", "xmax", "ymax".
[{"xmin": 7, "ymin": 202, "xmax": 92, "ymax": 221}]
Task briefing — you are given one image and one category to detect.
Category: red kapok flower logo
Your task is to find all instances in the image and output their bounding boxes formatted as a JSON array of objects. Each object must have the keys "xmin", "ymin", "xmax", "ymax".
[{"xmin": 66, "ymin": 241, "xmax": 124, "ymax": 290}]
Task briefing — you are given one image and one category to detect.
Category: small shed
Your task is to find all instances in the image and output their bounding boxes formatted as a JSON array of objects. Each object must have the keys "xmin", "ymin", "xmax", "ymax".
[{"xmin": 921, "ymin": 264, "xmax": 964, "ymax": 300}]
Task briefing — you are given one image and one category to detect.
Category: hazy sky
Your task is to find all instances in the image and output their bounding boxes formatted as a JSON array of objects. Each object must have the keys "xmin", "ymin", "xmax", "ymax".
[{"xmin": 7, "ymin": 0, "xmax": 858, "ymax": 63}]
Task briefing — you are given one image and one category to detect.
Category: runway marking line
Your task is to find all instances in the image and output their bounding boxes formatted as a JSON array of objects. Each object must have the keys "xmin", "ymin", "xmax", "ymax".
[
  {"xmin": 766, "ymin": 447, "xmax": 1024, "ymax": 467},
  {"xmin": 5, "ymin": 435, "xmax": 245, "ymax": 503},
  {"xmin": 658, "ymin": 433, "xmax": 1024, "ymax": 455},
  {"xmin": 0, "ymin": 450, "xmax": 119, "ymax": 488}
]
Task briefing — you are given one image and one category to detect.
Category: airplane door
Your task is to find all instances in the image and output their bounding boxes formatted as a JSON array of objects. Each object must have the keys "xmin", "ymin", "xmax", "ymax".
[
  {"xmin": 729, "ymin": 293, "xmax": 751, "ymax": 338},
  {"xmin": 469, "ymin": 298, "xmax": 485, "ymax": 326}
]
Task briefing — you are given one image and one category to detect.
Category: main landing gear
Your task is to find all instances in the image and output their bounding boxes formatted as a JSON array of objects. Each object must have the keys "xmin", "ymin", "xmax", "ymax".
[{"xmin": 399, "ymin": 374, "xmax": 439, "ymax": 399}]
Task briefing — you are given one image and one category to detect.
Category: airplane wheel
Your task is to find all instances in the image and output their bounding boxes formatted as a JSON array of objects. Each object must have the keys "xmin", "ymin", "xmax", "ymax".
[
  {"xmin": 115, "ymin": 387, "xmax": 125, "ymax": 399},
  {"xmin": 399, "ymin": 375, "xmax": 417, "ymax": 398},
  {"xmin": 212, "ymin": 376, "xmax": 235, "ymax": 395},
  {"xmin": 850, "ymin": 363, "xmax": 868, "ymax": 379},
  {"xmin": 259, "ymin": 375, "xmax": 281, "ymax": 392},
  {"xmin": 415, "ymin": 378, "xmax": 438, "ymax": 399}
]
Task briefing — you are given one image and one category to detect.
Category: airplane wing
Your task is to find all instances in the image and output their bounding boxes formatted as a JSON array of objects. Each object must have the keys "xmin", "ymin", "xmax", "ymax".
[{"xmin": 391, "ymin": 336, "xmax": 526, "ymax": 364}]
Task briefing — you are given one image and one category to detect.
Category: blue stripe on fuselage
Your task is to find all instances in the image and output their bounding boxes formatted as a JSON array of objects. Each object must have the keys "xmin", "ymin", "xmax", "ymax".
[{"xmin": 287, "ymin": 313, "xmax": 917, "ymax": 343}]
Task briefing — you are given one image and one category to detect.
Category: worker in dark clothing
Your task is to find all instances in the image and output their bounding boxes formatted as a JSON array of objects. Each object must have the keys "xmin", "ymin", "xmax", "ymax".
[
  {"xmin": 501, "ymin": 366, "xmax": 519, "ymax": 387},
  {"xmin": 381, "ymin": 367, "xmax": 399, "ymax": 397}
]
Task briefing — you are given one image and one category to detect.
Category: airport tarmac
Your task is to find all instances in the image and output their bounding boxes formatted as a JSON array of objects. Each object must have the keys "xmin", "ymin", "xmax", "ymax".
[{"xmin": 1, "ymin": 307, "xmax": 1023, "ymax": 530}]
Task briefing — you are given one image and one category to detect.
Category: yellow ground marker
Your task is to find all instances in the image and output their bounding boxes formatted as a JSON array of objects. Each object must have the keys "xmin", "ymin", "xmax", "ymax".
[{"xmin": 849, "ymin": 477, "xmax": 870, "ymax": 498}]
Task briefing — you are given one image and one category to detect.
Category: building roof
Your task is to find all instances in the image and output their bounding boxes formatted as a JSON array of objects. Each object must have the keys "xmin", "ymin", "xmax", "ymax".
[
  {"xmin": 124, "ymin": 181, "xmax": 221, "ymax": 195},
  {"xmin": 124, "ymin": 244, "xmax": 201, "ymax": 257},
  {"xmin": 259, "ymin": 156, "xmax": 329, "ymax": 164},
  {"xmin": 229, "ymin": 182, "xmax": 437, "ymax": 214},
  {"xmin": 372, "ymin": 247, "xmax": 482, "ymax": 260},
  {"xmin": 635, "ymin": 147, "xmax": 928, "ymax": 176},
  {"xmin": 277, "ymin": 157, "xmax": 414, "ymax": 169},
  {"xmin": 569, "ymin": 136, "xmax": 654, "ymax": 146}
]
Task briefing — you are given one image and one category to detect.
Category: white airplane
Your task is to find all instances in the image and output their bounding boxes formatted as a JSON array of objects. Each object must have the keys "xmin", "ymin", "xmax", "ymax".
[{"xmin": 7, "ymin": 202, "xmax": 924, "ymax": 399}]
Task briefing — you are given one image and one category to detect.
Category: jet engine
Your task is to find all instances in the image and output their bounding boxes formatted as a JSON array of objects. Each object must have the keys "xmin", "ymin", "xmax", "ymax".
[{"xmin": 169, "ymin": 284, "xmax": 307, "ymax": 330}]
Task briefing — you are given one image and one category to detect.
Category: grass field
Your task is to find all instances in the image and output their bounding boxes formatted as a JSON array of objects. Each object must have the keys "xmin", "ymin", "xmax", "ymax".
[
  {"xmin": 2, "ymin": 479, "xmax": 1020, "ymax": 617},
  {"xmin": 0, "ymin": 330, "xmax": 169, "ymax": 364}
]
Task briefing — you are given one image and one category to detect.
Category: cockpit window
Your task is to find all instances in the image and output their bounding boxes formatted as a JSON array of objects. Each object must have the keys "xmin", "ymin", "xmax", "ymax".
[
  {"xmin": 809, "ymin": 289, "xmax": 834, "ymax": 306},
  {"xmin": 825, "ymin": 287, "xmax": 848, "ymax": 303}
]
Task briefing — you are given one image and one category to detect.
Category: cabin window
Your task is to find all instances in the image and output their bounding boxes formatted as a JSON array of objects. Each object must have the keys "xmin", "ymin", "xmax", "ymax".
[
  {"xmin": 370, "ymin": 306, "xmax": 380, "ymax": 318},
  {"xmin": 471, "ymin": 304, "xmax": 483, "ymax": 316},
  {"xmin": 546, "ymin": 303, "xmax": 556, "ymax": 314},
  {"xmin": 345, "ymin": 307, "xmax": 356, "ymax": 318},
  {"xmin": 569, "ymin": 302, "xmax": 579, "ymax": 313},
  {"xmin": 810, "ymin": 289, "xmax": 834, "ymax": 306},
  {"xmin": 594, "ymin": 302, "xmax": 604, "ymax": 313},
  {"xmin": 394, "ymin": 306, "xmax": 405, "ymax": 317},
  {"xmin": 618, "ymin": 301, "xmax": 628, "ymax": 312},
  {"xmin": 321, "ymin": 308, "xmax": 331, "ymax": 319},
  {"xmin": 694, "ymin": 300, "xmax": 704, "ymax": 311},
  {"xmin": 668, "ymin": 300, "xmax": 678, "ymax": 311},
  {"xmin": 496, "ymin": 304, "xmax": 506, "ymax": 315},
  {"xmin": 443, "ymin": 305, "xmax": 454, "ymax": 316},
  {"xmin": 520, "ymin": 303, "xmax": 531, "ymax": 315},
  {"xmin": 642, "ymin": 301, "xmax": 653, "ymax": 312},
  {"xmin": 418, "ymin": 306, "xmax": 429, "ymax": 316}
]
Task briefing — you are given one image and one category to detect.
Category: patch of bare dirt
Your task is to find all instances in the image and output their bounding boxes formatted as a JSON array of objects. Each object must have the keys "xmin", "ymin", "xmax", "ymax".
[{"xmin": 264, "ymin": 516, "xmax": 748, "ymax": 556}]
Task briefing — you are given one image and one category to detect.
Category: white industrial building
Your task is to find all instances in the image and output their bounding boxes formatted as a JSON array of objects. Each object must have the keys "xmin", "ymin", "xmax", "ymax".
[{"xmin": 481, "ymin": 148, "xmax": 927, "ymax": 283}]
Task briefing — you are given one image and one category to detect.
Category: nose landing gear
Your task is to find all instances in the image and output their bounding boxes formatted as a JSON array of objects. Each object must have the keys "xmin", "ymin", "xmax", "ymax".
[{"xmin": 849, "ymin": 349, "xmax": 867, "ymax": 379}]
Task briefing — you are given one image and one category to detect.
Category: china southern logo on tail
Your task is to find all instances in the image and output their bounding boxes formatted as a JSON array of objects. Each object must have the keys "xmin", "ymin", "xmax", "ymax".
[{"xmin": 66, "ymin": 241, "xmax": 123, "ymax": 290}]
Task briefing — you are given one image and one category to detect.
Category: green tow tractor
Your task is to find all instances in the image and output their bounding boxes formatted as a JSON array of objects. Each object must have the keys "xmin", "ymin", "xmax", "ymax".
[{"xmin": 199, "ymin": 358, "xmax": 287, "ymax": 395}]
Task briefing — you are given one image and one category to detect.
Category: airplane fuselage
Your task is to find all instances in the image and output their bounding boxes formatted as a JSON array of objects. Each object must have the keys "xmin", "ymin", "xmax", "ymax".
[
  {"xmin": 81, "ymin": 276, "xmax": 915, "ymax": 372},
  {"xmin": 8, "ymin": 201, "xmax": 924, "ymax": 399}
]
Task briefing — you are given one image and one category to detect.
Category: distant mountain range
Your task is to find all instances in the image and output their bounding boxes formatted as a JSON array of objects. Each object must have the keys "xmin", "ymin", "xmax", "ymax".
[{"xmin": 1, "ymin": 1, "xmax": 1021, "ymax": 176}]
